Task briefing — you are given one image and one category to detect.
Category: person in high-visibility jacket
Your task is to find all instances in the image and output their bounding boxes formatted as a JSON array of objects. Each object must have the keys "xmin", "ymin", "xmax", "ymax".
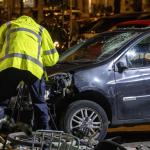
[{"xmin": 0, "ymin": 15, "xmax": 59, "ymax": 130}]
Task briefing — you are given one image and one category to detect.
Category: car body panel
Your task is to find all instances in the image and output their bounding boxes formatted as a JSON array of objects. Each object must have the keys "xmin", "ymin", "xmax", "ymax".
[{"xmin": 115, "ymin": 67, "xmax": 147, "ymax": 119}]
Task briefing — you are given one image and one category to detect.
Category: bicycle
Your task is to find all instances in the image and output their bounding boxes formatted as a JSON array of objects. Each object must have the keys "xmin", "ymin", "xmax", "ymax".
[
  {"xmin": 5, "ymin": 130, "xmax": 92, "ymax": 150},
  {"xmin": 0, "ymin": 127, "xmax": 90, "ymax": 150},
  {"xmin": 8, "ymin": 130, "xmax": 84, "ymax": 150}
]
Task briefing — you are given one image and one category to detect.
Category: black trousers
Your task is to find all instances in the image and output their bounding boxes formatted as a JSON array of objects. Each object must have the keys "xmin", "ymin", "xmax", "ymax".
[{"xmin": 0, "ymin": 68, "xmax": 49, "ymax": 130}]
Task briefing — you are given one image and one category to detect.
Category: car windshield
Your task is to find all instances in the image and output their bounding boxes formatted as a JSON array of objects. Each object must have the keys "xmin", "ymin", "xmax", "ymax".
[{"xmin": 59, "ymin": 31, "xmax": 140, "ymax": 62}]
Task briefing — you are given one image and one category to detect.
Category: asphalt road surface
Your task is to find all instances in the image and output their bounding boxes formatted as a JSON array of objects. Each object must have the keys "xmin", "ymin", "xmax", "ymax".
[
  {"xmin": 106, "ymin": 125, "xmax": 150, "ymax": 149},
  {"xmin": 108, "ymin": 124, "xmax": 150, "ymax": 141}
]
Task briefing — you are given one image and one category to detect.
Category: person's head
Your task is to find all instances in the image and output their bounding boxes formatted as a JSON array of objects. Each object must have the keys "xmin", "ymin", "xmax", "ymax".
[
  {"xmin": 15, "ymin": 8, "xmax": 38, "ymax": 22},
  {"xmin": 11, "ymin": 13, "xmax": 19, "ymax": 20},
  {"xmin": 21, "ymin": 8, "xmax": 33, "ymax": 18}
]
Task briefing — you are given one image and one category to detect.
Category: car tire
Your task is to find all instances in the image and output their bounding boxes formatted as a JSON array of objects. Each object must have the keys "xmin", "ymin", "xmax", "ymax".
[{"xmin": 61, "ymin": 100, "xmax": 109, "ymax": 144}]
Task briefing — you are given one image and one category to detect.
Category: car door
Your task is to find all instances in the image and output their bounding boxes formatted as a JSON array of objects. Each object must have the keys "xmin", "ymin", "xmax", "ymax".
[
  {"xmin": 114, "ymin": 36, "xmax": 150, "ymax": 120},
  {"xmin": 137, "ymin": 36, "xmax": 150, "ymax": 118}
]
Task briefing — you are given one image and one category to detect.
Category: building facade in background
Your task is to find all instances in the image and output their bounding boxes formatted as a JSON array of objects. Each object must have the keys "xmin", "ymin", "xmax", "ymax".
[
  {"xmin": 79, "ymin": 0, "xmax": 150, "ymax": 16},
  {"xmin": 0, "ymin": 0, "xmax": 150, "ymax": 22}
]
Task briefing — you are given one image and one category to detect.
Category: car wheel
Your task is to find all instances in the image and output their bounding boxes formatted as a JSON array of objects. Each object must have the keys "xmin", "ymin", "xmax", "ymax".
[{"xmin": 61, "ymin": 100, "xmax": 109, "ymax": 145}]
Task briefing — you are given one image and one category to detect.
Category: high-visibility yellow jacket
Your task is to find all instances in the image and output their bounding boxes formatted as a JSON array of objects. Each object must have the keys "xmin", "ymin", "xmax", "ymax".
[{"xmin": 0, "ymin": 15, "xmax": 59, "ymax": 79}]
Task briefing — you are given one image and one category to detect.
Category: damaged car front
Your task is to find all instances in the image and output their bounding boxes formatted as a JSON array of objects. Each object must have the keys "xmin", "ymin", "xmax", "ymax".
[{"xmin": 45, "ymin": 29, "xmax": 148, "ymax": 146}]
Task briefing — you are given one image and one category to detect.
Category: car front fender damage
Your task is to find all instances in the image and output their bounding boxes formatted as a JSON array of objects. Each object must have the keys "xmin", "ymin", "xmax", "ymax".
[{"xmin": 46, "ymin": 72, "xmax": 74, "ymax": 102}]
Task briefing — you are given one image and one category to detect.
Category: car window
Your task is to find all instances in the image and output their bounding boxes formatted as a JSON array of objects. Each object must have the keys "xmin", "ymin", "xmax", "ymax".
[
  {"xmin": 126, "ymin": 36, "xmax": 150, "ymax": 68},
  {"xmin": 64, "ymin": 32, "xmax": 136, "ymax": 61}
]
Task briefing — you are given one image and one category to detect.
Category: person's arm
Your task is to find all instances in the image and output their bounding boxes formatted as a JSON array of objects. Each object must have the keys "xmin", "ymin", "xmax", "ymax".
[
  {"xmin": 41, "ymin": 28, "xmax": 59, "ymax": 67},
  {"xmin": 0, "ymin": 23, "xmax": 7, "ymax": 50}
]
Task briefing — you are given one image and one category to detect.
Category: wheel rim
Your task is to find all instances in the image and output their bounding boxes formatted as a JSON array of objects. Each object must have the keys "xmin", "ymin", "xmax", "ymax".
[{"xmin": 70, "ymin": 107, "xmax": 103, "ymax": 140}]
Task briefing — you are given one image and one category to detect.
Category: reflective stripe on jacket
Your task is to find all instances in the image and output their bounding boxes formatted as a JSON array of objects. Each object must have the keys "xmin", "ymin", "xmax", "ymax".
[{"xmin": 0, "ymin": 16, "xmax": 59, "ymax": 79}]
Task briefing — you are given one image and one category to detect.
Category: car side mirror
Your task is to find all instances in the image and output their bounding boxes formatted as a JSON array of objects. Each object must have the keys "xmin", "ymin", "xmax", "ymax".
[{"xmin": 116, "ymin": 62, "xmax": 127, "ymax": 73}]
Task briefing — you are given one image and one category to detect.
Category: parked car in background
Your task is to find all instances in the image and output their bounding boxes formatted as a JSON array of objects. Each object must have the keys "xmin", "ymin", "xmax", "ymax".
[
  {"xmin": 79, "ymin": 12, "xmax": 150, "ymax": 40},
  {"xmin": 46, "ymin": 28, "xmax": 150, "ymax": 146},
  {"xmin": 110, "ymin": 19, "xmax": 150, "ymax": 30},
  {"xmin": 78, "ymin": 17, "xmax": 100, "ymax": 34}
]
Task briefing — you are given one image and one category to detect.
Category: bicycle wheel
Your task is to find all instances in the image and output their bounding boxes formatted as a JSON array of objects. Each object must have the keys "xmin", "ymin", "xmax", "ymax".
[{"xmin": 7, "ymin": 130, "xmax": 84, "ymax": 150}]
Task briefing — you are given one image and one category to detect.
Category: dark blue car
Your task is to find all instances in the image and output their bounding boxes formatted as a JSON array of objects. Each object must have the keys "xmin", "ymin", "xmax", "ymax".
[{"xmin": 46, "ymin": 28, "xmax": 150, "ymax": 145}]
